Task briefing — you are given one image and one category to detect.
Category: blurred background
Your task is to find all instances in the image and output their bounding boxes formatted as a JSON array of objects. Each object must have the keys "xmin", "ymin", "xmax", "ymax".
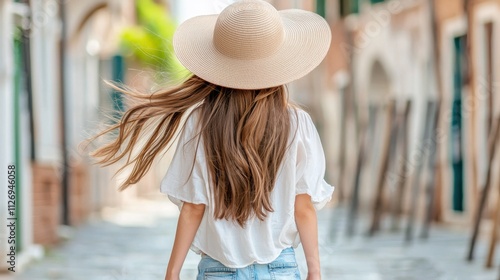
[{"xmin": 1, "ymin": 0, "xmax": 500, "ymax": 279}]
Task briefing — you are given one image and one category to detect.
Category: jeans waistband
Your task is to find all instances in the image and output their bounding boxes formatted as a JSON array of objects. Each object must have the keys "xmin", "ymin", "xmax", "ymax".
[{"xmin": 201, "ymin": 247, "xmax": 294, "ymax": 258}]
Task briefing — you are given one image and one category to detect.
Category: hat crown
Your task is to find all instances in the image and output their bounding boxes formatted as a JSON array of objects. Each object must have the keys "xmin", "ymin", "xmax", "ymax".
[{"xmin": 213, "ymin": 0, "xmax": 285, "ymax": 60}]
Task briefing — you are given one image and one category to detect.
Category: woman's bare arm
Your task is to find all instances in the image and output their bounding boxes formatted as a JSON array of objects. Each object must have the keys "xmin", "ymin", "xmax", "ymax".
[
  {"xmin": 165, "ymin": 202, "xmax": 206, "ymax": 280},
  {"xmin": 295, "ymin": 194, "xmax": 321, "ymax": 279}
]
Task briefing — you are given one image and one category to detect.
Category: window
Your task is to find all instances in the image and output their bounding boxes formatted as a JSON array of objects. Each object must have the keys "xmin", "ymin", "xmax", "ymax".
[
  {"xmin": 450, "ymin": 35, "xmax": 467, "ymax": 212},
  {"xmin": 316, "ymin": 0, "xmax": 325, "ymax": 18},
  {"xmin": 340, "ymin": 0, "xmax": 359, "ymax": 17}
]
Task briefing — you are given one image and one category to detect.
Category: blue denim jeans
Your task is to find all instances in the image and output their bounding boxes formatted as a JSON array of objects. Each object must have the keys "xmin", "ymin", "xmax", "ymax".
[{"xmin": 197, "ymin": 247, "xmax": 301, "ymax": 280}]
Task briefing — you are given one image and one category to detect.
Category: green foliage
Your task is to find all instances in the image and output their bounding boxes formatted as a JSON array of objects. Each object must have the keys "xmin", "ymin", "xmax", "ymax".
[{"xmin": 120, "ymin": 0, "xmax": 186, "ymax": 80}]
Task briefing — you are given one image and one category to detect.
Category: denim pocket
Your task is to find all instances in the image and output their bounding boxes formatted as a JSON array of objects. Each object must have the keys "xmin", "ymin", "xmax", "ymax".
[
  {"xmin": 269, "ymin": 262, "xmax": 301, "ymax": 280},
  {"xmin": 203, "ymin": 267, "xmax": 237, "ymax": 280}
]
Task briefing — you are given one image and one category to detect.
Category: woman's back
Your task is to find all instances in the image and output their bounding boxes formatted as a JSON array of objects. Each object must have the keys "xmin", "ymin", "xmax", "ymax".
[{"xmin": 161, "ymin": 106, "xmax": 333, "ymax": 267}]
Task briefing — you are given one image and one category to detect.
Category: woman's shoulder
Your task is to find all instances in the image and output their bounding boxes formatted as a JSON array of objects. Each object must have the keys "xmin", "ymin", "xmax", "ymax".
[{"xmin": 288, "ymin": 105, "xmax": 315, "ymax": 130}]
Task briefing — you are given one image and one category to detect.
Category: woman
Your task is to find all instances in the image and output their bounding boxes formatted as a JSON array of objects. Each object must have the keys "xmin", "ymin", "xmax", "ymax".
[{"xmin": 86, "ymin": 0, "xmax": 334, "ymax": 279}]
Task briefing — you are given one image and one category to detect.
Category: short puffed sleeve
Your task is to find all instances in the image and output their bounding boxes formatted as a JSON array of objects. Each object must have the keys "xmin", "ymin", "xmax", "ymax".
[
  {"xmin": 160, "ymin": 111, "xmax": 208, "ymax": 209},
  {"xmin": 295, "ymin": 110, "xmax": 335, "ymax": 210}
]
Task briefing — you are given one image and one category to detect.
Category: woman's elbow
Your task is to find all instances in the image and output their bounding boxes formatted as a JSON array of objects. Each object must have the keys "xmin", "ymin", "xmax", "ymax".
[
  {"xmin": 294, "ymin": 194, "xmax": 316, "ymax": 220},
  {"xmin": 182, "ymin": 202, "xmax": 206, "ymax": 216}
]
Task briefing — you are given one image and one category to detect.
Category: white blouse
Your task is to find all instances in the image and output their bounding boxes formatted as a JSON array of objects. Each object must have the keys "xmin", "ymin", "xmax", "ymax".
[{"xmin": 160, "ymin": 107, "xmax": 334, "ymax": 268}]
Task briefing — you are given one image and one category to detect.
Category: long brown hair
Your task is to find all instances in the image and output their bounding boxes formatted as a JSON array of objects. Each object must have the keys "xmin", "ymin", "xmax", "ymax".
[{"xmin": 83, "ymin": 75, "xmax": 293, "ymax": 226}]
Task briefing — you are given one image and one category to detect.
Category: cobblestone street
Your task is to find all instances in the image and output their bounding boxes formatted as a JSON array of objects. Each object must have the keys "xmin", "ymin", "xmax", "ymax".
[{"xmin": 6, "ymin": 198, "xmax": 500, "ymax": 280}]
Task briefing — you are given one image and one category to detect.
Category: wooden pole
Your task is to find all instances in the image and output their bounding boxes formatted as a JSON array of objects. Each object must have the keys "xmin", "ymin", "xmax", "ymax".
[
  {"xmin": 427, "ymin": 0, "xmax": 445, "ymax": 225},
  {"xmin": 369, "ymin": 99, "xmax": 396, "ymax": 236},
  {"xmin": 385, "ymin": 100, "xmax": 403, "ymax": 216},
  {"xmin": 346, "ymin": 120, "xmax": 367, "ymax": 237},
  {"xmin": 346, "ymin": 105, "xmax": 377, "ymax": 236},
  {"xmin": 468, "ymin": 117, "xmax": 500, "ymax": 261},
  {"xmin": 405, "ymin": 101, "xmax": 436, "ymax": 242},
  {"xmin": 421, "ymin": 100, "xmax": 441, "ymax": 239},
  {"xmin": 485, "ymin": 116, "xmax": 500, "ymax": 267},
  {"xmin": 391, "ymin": 100, "xmax": 412, "ymax": 231},
  {"xmin": 487, "ymin": 168, "xmax": 500, "ymax": 268}
]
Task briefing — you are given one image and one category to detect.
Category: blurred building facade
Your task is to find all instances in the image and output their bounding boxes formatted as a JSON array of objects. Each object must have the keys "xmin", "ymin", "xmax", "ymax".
[
  {"xmin": 325, "ymin": 0, "xmax": 438, "ymax": 221},
  {"xmin": 0, "ymin": 0, "xmax": 160, "ymax": 272},
  {"xmin": 1, "ymin": 0, "xmax": 42, "ymax": 271},
  {"xmin": 263, "ymin": 0, "xmax": 500, "ymax": 229},
  {"xmin": 278, "ymin": 0, "xmax": 500, "ymax": 228}
]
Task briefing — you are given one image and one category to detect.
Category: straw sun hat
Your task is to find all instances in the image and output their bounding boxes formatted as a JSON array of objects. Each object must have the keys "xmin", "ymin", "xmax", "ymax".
[{"xmin": 173, "ymin": 0, "xmax": 332, "ymax": 90}]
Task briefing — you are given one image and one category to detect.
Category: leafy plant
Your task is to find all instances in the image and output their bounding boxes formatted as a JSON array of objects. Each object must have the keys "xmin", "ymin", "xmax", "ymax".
[{"xmin": 120, "ymin": 0, "xmax": 186, "ymax": 80}]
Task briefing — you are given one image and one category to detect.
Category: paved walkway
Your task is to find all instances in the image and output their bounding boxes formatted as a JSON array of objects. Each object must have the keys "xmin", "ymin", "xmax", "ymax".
[{"xmin": 6, "ymin": 198, "xmax": 500, "ymax": 280}]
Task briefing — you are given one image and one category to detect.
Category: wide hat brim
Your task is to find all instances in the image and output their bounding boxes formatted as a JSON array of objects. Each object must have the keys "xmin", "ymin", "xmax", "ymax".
[{"xmin": 173, "ymin": 9, "xmax": 332, "ymax": 90}]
